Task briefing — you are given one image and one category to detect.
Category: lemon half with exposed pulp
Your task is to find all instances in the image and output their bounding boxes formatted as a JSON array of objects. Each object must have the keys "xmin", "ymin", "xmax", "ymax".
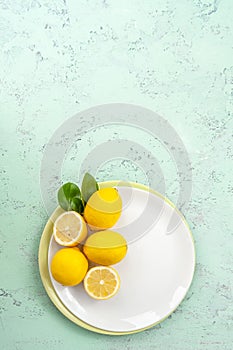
[
  {"xmin": 84, "ymin": 266, "xmax": 120, "ymax": 300},
  {"xmin": 53, "ymin": 211, "xmax": 87, "ymax": 247}
]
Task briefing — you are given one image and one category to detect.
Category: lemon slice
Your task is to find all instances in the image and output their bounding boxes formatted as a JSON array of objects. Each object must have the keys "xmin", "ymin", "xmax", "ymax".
[
  {"xmin": 84, "ymin": 266, "xmax": 120, "ymax": 300},
  {"xmin": 53, "ymin": 211, "xmax": 87, "ymax": 247}
]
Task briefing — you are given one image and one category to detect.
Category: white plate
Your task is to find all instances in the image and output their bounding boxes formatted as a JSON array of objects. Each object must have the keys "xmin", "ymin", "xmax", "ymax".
[{"xmin": 47, "ymin": 185, "xmax": 195, "ymax": 333}]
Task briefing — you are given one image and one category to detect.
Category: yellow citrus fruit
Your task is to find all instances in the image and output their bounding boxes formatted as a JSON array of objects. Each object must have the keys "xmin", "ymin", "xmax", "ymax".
[
  {"xmin": 84, "ymin": 266, "xmax": 120, "ymax": 300},
  {"xmin": 84, "ymin": 187, "xmax": 122, "ymax": 230},
  {"xmin": 83, "ymin": 230, "xmax": 127, "ymax": 265},
  {"xmin": 51, "ymin": 247, "xmax": 88, "ymax": 286},
  {"xmin": 53, "ymin": 211, "xmax": 87, "ymax": 247}
]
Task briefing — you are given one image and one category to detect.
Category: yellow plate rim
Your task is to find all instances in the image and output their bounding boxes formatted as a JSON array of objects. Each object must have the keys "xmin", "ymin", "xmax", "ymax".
[{"xmin": 38, "ymin": 180, "xmax": 196, "ymax": 336}]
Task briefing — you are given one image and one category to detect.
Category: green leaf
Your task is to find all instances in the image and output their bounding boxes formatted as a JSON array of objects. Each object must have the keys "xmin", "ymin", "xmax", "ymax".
[
  {"xmin": 70, "ymin": 197, "xmax": 84, "ymax": 213},
  {"xmin": 58, "ymin": 182, "xmax": 82, "ymax": 211},
  {"xmin": 81, "ymin": 172, "xmax": 99, "ymax": 203}
]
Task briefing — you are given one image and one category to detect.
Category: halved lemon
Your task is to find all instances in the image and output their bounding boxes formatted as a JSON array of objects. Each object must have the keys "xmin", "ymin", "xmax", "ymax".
[
  {"xmin": 53, "ymin": 211, "xmax": 87, "ymax": 247},
  {"xmin": 84, "ymin": 266, "xmax": 120, "ymax": 300}
]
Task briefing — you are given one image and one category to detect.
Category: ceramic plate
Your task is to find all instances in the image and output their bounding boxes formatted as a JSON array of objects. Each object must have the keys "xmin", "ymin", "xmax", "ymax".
[{"xmin": 39, "ymin": 181, "xmax": 195, "ymax": 335}]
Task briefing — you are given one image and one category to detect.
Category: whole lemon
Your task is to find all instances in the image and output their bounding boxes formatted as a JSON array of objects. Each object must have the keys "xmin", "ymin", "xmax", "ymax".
[
  {"xmin": 84, "ymin": 187, "xmax": 122, "ymax": 230},
  {"xmin": 83, "ymin": 230, "xmax": 127, "ymax": 265},
  {"xmin": 51, "ymin": 247, "xmax": 88, "ymax": 286}
]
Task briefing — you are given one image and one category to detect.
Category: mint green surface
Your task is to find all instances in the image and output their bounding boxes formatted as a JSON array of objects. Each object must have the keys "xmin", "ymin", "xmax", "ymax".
[{"xmin": 0, "ymin": 1, "xmax": 232, "ymax": 349}]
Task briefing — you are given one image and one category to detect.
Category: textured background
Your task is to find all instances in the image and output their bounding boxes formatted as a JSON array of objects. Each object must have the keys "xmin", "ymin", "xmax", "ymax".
[{"xmin": 0, "ymin": 0, "xmax": 232, "ymax": 349}]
